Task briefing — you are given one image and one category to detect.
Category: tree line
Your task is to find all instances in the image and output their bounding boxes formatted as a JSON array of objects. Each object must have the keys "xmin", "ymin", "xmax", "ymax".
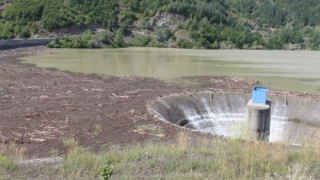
[{"xmin": 0, "ymin": 0, "xmax": 319, "ymax": 49}]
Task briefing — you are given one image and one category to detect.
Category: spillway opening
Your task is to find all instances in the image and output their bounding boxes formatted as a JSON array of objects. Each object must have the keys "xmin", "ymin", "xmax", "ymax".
[{"xmin": 150, "ymin": 92, "xmax": 320, "ymax": 146}]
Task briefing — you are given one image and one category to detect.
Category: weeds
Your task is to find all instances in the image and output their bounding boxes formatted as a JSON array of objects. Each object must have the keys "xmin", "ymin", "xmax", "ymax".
[
  {"xmin": 0, "ymin": 155, "xmax": 16, "ymax": 174},
  {"xmin": 92, "ymin": 124, "xmax": 102, "ymax": 136},
  {"xmin": 99, "ymin": 165, "xmax": 113, "ymax": 180},
  {"xmin": 1, "ymin": 134, "xmax": 320, "ymax": 179},
  {"xmin": 134, "ymin": 124, "xmax": 164, "ymax": 136},
  {"xmin": 62, "ymin": 137, "xmax": 77, "ymax": 150},
  {"xmin": 0, "ymin": 143, "xmax": 25, "ymax": 178}
]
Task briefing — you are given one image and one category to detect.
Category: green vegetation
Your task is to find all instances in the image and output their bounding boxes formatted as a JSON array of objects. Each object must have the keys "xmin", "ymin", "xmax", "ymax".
[
  {"xmin": 47, "ymin": 31, "xmax": 98, "ymax": 48},
  {"xmin": 0, "ymin": 0, "xmax": 320, "ymax": 49},
  {"xmin": 92, "ymin": 124, "xmax": 102, "ymax": 136},
  {"xmin": 231, "ymin": 0, "xmax": 287, "ymax": 27},
  {"xmin": 134, "ymin": 124, "xmax": 164, "ymax": 136},
  {"xmin": 0, "ymin": 155, "xmax": 16, "ymax": 174},
  {"xmin": 130, "ymin": 36, "xmax": 152, "ymax": 47},
  {"xmin": 0, "ymin": 143, "xmax": 24, "ymax": 178},
  {"xmin": 99, "ymin": 165, "xmax": 113, "ymax": 180},
  {"xmin": 177, "ymin": 39, "xmax": 194, "ymax": 49},
  {"xmin": 41, "ymin": 1, "xmax": 88, "ymax": 31},
  {"xmin": 157, "ymin": 28, "xmax": 174, "ymax": 43},
  {"xmin": 310, "ymin": 30, "xmax": 320, "ymax": 50},
  {"xmin": 1, "ymin": 134, "xmax": 319, "ymax": 179},
  {"xmin": 114, "ymin": 30, "xmax": 126, "ymax": 48},
  {"xmin": 267, "ymin": 29, "xmax": 305, "ymax": 49}
]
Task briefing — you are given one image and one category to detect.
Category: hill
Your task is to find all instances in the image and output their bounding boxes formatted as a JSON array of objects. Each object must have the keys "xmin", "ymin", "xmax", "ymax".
[{"xmin": 0, "ymin": 0, "xmax": 319, "ymax": 50}]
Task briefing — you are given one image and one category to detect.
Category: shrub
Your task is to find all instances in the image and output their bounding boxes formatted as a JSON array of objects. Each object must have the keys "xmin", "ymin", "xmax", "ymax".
[
  {"xmin": 0, "ymin": 23, "xmax": 15, "ymax": 39},
  {"xmin": 177, "ymin": 22, "xmax": 186, "ymax": 29},
  {"xmin": 157, "ymin": 28, "xmax": 173, "ymax": 42},
  {"xmin": 120, "ymin": 11, "xmax": 136, "ymax": 24},
  {"xmin": 118, "ymin": 22, "xmax": 131, "ymax": 35},
  {"xmin": 310, "ymin": 30, "xmax": 320, "ymax": 50},
  {"xmin": 177, "ymin": 39, "xmax": 194, "ymax": 49},
  {"xmin": 114, "ymin": 30, "xmax": 126, "ymax": 48},
  {"xmin": 131, "ymin": 36, "xmax": 152, "ymax": 46},
  {"xmin": 47, "ymin": 31, "xmax": 98, "ymax": 48},
  {"xmin": 3, "ymin": 0, "xmax": 44, "ymax": 24},
  {"xmin": 99, "ymin": 165, "xmax": 113, "ymax": 180},
  {"xmin": 30, "ymin": 23, "xmax": 39, "ymax": 34},
  {"xmin": 0, "ymin": 155, "xmax": 16, "ymax": 173},
  {"xmin": 73, "ymin": 31, "xmax": 96, "ymax": 48},
  {"xmin": 99, "ymin": 30, "xmax": 112, "ymax": 45},
  {"xmin": 42, "ymin": 1, "xmax": 87, "ymax": 30},
  {"xmin": 211, "ymin": 40, "xmax": 220, "ymax": 49},
  {"xmin": 18, "ymin": 27, "xmax": 30, "ymax": 39}
]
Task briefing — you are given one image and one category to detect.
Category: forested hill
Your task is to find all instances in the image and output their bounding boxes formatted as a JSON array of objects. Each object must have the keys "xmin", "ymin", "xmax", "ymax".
[{"xmin": 0, "ymin": 0, "xmax": 319, "ymax": 50}]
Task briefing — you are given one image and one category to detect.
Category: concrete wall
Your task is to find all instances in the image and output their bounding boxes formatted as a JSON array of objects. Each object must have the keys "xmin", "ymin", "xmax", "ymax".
[
  {"xmin": 0, "ymin": 39, "xmax": 52, "ymax": 49},
  {"xmin": 150, "ymin": 92, "xmax": 320, "ymax": 145}
]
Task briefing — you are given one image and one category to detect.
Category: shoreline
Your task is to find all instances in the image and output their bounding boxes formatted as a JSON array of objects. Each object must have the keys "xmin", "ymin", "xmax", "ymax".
[
  {"xmin": 0, "ymin": 46, "xmax": 258, "ymax": 158},
  {"xmin": 0, "ymin": 46, "xmax": 318, "ymax": 158}
]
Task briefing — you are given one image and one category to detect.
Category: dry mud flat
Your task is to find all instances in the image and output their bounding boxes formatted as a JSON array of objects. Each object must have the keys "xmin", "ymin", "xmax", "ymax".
[{"xmin": 0, "ymin": 46, "xmax": 278, "ymax": 158}]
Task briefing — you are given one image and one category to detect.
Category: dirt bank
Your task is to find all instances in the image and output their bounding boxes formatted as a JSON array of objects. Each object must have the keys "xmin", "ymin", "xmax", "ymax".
[{"xmin": 0, "ymin": 46, "xmax": 260, "ymax": 158}]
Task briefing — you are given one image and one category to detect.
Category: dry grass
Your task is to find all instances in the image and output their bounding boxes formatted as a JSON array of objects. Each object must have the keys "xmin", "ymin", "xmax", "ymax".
[
  {"xmin": 1, "ymin": 133, "xmax": 320, "ymax": 180},
  {"xmin": 0, "ymin": 144, "xmax": 25, "ymax": 179}
]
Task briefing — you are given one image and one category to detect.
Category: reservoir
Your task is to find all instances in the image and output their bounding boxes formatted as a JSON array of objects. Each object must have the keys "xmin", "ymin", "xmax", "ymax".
[{"xmin": 21, "ymin": 47, "xmax": 320, "ymax": 94}]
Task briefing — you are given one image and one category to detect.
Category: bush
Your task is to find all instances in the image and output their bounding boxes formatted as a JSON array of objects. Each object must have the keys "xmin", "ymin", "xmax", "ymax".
[
  {"xmin": 310, "ymin": 30, "xmax": 320, "ymax": 50},
  {"xmin": 67, "ymin": 0, "xmax": 119, "ymax": 29},
  {"xmin": 280, "ymin": 30, "xmax": 304, "ymax": 44},
  {"xmin": 118, "ymin": 22, "xmax": 131, "ymax": 36},
  {"xmin": 131, "ymin": 36, "xmax": 152, "ymax": 46},
  {"xmin": 267, "ymin": 37, "xmax": 284, "ymax": 49},
  {"xmin": 0, "ymin": 155, "xmax": 16, "ymax": 174},
  {"xmin": 99, "ymin": 30, "xmax": 112, "ymax": 45},
  {"xmin": 18, "ymin": 27, "xmax": 30, "ymax": 39},
  {"xmin": 177, "ymin": 22, "xmax": 186, "ymax": 29},
  {"xmin": 3, "ymin": 0, "xmax": 44, "ymax": 24},
  {"xmin": 99, "ymin": 165, "xmax": 113, "ymax": 180},
  {"xmin": 114, "ymin": 30, "xmax": 126, "ymax": 48},
  {"xmin": 42, "ymin": 1, "xmax": 87, "ymax": 30},
  {"xmin": 177, "ymin": 39, "xmax": 194, "ymax": 49},
  {"xmin": 47, "ymin": 31, "xmax": 98, "ymax": 48},
  {"xmin": 120, "ymin": 11, "xmax": 136, "ymax": 24},
  {"xmin": 73, "ymin": 31, "xmax": 96, "ymax": 48},
  {"xmin": 266, "ymin": 30, "xmax": 304, "ymax": 49},
  {"xmin": 0, "ymin": 23, "xmax": 15, "ymax": 39},
  {"xmin": 167, "ymin": 0, "xmax": 229, "ymax": 24},
  {"xmin": 211, "ymin": 40, "xmax": 220, "ymax": 49},
  {"xmin": 157, "ymin": 28, "xmax": 173, "ymax": 42}
]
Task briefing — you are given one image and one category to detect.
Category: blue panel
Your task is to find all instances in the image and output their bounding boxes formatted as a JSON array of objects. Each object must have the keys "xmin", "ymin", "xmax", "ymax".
[{"xmin": 252, "ymin": 87, "xmax": 268, "ymax": 104}]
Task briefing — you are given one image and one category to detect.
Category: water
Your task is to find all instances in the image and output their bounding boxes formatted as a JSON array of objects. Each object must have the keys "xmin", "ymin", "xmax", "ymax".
[
  {"xmin": 151, "ymin": 93, "xmax": 320, "ymax": 145},
  {"xmin": 21, "ymin": 47, "xmax": 320, "ymax": 94},
  {"xmin": 188, "ymin": 115, "xmax": 317, "ymax": 145}
]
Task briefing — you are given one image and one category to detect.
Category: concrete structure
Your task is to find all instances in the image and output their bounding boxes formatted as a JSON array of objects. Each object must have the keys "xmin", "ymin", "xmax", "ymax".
[
  {"xmin": 245, "ymin": 100, "xmax": 271, "ymax": 141},
  {"xmin": 150, "ymin": 92, "xmax": 320, "ymax": 145},
  {"xmin": 0, "ymin": 39, "xmax": 52, "ymax": 50}
]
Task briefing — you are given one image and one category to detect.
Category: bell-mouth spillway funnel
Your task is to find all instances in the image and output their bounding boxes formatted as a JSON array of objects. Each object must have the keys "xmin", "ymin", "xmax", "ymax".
[{"xmin": 149, "ymin": 92, "xmax": 320, "ymax": 146}]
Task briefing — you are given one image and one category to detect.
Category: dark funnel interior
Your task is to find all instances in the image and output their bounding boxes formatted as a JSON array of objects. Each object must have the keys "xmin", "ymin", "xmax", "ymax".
[{"xmin": 150, "ymin": 92, "xmax": 320, "ymax": 145}]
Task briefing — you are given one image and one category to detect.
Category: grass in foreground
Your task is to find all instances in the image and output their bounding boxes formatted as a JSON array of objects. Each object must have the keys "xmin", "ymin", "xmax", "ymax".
[{"xmin": 1, "ymin": 132, "xmax": 320, "ymax": 180}]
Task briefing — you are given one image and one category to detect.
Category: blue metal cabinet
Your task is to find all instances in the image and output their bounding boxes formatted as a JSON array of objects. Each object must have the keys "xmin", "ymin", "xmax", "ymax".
[{"xmin": 252, "ymin": 87, "xmax": 268, "ymax": 104}]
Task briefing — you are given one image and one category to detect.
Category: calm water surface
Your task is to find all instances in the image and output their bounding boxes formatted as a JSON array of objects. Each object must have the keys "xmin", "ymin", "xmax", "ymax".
[{"xmin": 21, "ymin": 48, "xmax": 320, "ymax": 94}]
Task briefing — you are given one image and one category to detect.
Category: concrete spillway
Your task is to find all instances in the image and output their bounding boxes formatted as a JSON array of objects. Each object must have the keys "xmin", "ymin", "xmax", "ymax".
[{"xmin": 150, "ymin": 92, "xmax": 320, "ymax": 145}]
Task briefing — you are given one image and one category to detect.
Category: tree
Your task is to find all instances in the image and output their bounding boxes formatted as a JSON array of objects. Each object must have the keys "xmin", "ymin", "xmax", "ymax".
[{"xmin": 114, "ymin": 30, "xmax": 126, "ymax": 48}]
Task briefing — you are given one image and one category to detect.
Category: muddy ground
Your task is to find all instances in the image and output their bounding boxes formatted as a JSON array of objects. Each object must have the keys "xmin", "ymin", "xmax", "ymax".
[{"xmin": 0, "ymin": 46, "xmax": 261, "ymax": 158}]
